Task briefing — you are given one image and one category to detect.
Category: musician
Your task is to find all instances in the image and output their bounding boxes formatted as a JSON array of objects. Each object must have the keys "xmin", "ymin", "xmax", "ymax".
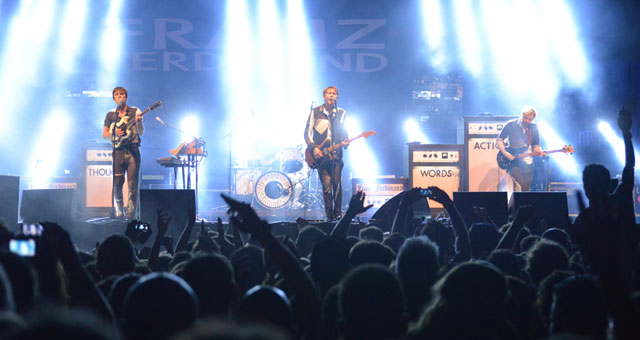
[
  {"xmin": 496, "ymin": 106, "xmax": 546, "ymax": 191},
  {"xmin": 304, "ymin": 86, "xmax": 348, "ymax": 220},
  {"xmin": 102, "ymin": 86, "xmax": 144, "ymax": 219}
]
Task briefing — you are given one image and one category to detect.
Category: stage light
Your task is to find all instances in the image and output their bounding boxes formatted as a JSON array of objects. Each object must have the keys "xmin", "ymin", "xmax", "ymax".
[
  {"xmin": 452, "ymin": 0, "xmax": 481, "ymax": 76},
  {"xmin": 404, "ymin": 118, "xmax": 429, "ymax": 144},
  {"xmin": 345, "ymin": 116, "xmax": 379, "ymax": 178},
  {"xmin": 30, "ymin": 110, "xmax": 71, "ymax": 188},
  {"xmin": 284, "ymin": 0, "xmax": 316, "ymax": 146},
  {"xmin": 99, "ymin": 0, "xmax": 124, "ymax": 85},
  {"xmin": 537, "ymin": 120, "xmax": 579, "ymax": 176},
  {"xmin": 0, "ymin": 0, "xmax": 55, "ymax": 134},
  {"xmin": 420, "ymin": 0, "xmax": 446, "ymax": 69},
  {"xmin": 223, "ymin": 0, "xmax": 253, "ymax": 131},
  {"xmin": 597, "ymin": 121, "xmax": 640, "ymax": 168},
  {"xmin": 538, "ymin": 0, "xmax": 589, "ymax": 87},
  {"xmin": 180, "ymin": 114, "xmax": 200, "ymax": 142},
  {"xmin": 56, "ymin": 0, "xmax": 88, "ymax": 76}
]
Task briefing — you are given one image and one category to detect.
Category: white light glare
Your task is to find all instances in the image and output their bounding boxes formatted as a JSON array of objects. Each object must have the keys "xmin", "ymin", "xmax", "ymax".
[
  {"xmin": 421, "ymin": 0, "xmax": 446, "ymax": 69},
  {"xmin": 537, "ymin": 120, "xmax": 579, "ymax": 176},
  {"xmin": 404, "ymin": 118, "xmax": 429, "ymax": 144},
  {"xmin": 452, "ymin": 0, "xmax": 482, "ymax": 76},
  {"xmin": 180, "ymin": 114, "xmax": 200, "ymax": 141},
  {"xmin": 345, "ymin": 117, "xmax": 379, "ymax": 178},
  {"xmin": 56, "ymin": 0, "xmax": 88, "ymax": 76},
  {"xmin": 30, "ymin": 110, "xmax": 71, "ymax": 188},
  {"xmin": 597, "ymin": 121, "xmax": 640, "ymax": 168}
]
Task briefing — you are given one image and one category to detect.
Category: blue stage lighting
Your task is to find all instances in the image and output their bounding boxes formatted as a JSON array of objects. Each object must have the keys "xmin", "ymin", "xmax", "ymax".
[
  {"xmin": 345, "ymin": 116, "xmax": 379, "ymax": 178},
  {"xmin": 421, "ymin": 0, "xmax": 446, "ymax": 69},
  {"xmin": 56, "ymin": 0, "xmax": 88, "ymax": 76},
  {"xmin": 598, "ymin": 121, "xmax": 640, "ymax": 168},
  {"xmin": 404, "ymin": 118, "xmax": 429, "ymax": 144}
]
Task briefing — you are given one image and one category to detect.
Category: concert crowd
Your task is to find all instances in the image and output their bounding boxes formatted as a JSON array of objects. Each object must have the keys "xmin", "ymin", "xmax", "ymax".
[{"xmin": 0, "ymin": 108, "xmax": 637, "ymax": 340}]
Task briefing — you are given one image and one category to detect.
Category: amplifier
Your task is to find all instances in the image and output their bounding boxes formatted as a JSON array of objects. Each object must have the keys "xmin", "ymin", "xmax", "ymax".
[
  {"xmin": 82, "ymin": 142, "xmax": 127, "ymax": 209},
  {"xmin": 462, "ymin": 116, "xmax": 517, "ymax": 192},
  {"xmin": 351, "ymin": 177, "xmax": 408, "ymax": 210},
  {"xmin": 406, "ymin": 144, "xmax": 463, "ymax": 208}
]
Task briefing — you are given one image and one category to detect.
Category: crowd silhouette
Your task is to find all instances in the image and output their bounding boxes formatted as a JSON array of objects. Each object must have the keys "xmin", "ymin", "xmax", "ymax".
[{"xmin": 0, "ymin": 108, "xmax": 638, "ymax": 339}]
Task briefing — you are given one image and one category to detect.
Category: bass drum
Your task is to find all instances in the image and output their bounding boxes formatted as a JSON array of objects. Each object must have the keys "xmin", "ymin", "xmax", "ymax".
[
  {"xmin": 254, "ymin": 171, "xmax": 293, "ymax": 209},
  {"xmin": 279, "ymin": 147, "xmax": 304, "ymax": 173}
]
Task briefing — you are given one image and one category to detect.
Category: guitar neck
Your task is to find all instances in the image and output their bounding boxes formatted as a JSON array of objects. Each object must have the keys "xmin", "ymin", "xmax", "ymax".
[
  {"xmin": 518, "ymin": 148, "xmax": 566, "ymax": 158},
  {"xmin": 123, "ymin": 107, "xmax": 152, "ymax": 129},
  {"xmin": 326, "ymin": 134, "xmax": 364, "ymax": 152}
]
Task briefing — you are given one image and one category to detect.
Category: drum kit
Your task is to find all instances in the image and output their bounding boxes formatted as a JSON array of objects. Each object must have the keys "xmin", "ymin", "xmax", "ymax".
[{"xmin": 233, "ymin": 145, "xmax": 323, "ymax": 211}]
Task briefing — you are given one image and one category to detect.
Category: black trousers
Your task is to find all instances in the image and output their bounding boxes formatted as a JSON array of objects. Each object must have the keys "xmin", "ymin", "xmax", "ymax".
[
  {"xmin": 113, "ymin": 145, "xmax": 141, "ymax": 218},
  {"xmin": 509, "ymin": 161, "xmax": 533, "ymax": 192},
  {"xmin": 318, "ymin": 159, "xmax": 343, "ymax": 219}
]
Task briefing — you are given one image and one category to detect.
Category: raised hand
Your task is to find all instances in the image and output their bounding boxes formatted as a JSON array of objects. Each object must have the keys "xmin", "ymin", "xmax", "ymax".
[
  {"xmin": 427, "ymin": 186, "xmax": 452, "ymax": 205},
  {"xmin": 346, "ymin": 190, "xmax": 374, "ymax": 216},
  {"xmin": 41, "ymin": 222, "xmax": 76, "ymax": 261},
  {"xmin": 399, "ymin": 188, "xmax": 424, "ymax": 209},
  {"xmin": 156, "ymin": 208, "xmax": 172, "ymax": 237},
  {"xmin": 617, "ymin": 107, "xmax": 632, "ymax": 135},
  {"xmin": 221, "ymin": 194, "xmax": 263, "ymax": 236}
]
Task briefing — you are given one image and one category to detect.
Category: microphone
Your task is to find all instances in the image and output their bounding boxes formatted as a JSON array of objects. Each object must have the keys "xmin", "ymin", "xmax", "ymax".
[
  {"xmin": 155, "ymin": 116, "xmax": 166, "ymax": 125},
  {"xmin": 117, "ymin": 100, "xmax": 126, "ymax": 109}
]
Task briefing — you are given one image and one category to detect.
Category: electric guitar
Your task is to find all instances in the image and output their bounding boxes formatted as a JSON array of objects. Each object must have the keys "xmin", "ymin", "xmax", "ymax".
[
  {"xmin": 497, "ymin": 145, "xmax": 574, "ymax": 171},
  {"xmin": 305, "ymin": 131, "xmax": 376, "ymax": 169},
  {"xmin": 110, "ymin": 101, "xmax": 162, "ymax": 148}
]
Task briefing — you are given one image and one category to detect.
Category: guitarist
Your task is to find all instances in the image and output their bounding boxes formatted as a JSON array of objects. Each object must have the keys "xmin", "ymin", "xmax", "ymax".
[
  {"xmin": 496, "ymin": 106, "xmax": 546, "ymax": 191},
  {"xmin": 304, "ymin": 86, "xmax": 348, "ymax": 220},
  {"xmin": 102, "ymin": 86, "xmax": 144, "ymax": 219}
]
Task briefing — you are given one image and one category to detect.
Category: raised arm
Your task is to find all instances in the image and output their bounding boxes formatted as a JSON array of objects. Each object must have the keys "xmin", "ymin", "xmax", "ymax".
[
  {"xmin": 330, "ymin": 191, "xmax": 373, "ymax": 238},
  {"xmin": 495, "ymin": 204, "xmax": 533, "ymax": 251},
  {"xmin": 148, "ymin": 209, "xmax": 171, "ymax": 271},
  {"xmin": 428, "ymin": 186, "xmax": 470, "ymax": 261},
  {"xmin": 616, "ymin": 107, "xmax": 634, "ymax": 196},
  {"xmin": 175, "ymin": 201, "xmax": 196, "ymax": 253},
  {"xmin": 222, "ymin": 194, "xmax": 320, "ymax": 337},
  {"xmin": 391, "ymin": 188, "xmax": 423, "ymax": 237}
]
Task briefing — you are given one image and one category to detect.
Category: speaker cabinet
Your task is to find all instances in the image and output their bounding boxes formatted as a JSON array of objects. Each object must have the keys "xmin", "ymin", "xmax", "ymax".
[
  {"xmin": 0, "ymin": 176, "xmax": 20, "ymax": 227},
  {"xmin": 20, "ymin": 189, "xmax": 77, "ymax": 227},
  {"xmin": 453, "ymin": 191, "xmax": 509, "ymax": 228},
  {"xmin": 509, "ymin": 191, "xmax": 569, "ymax": 229},
  {"xmin": 139, "ymin": 189, "xmax": 196, "ymax": 242}
]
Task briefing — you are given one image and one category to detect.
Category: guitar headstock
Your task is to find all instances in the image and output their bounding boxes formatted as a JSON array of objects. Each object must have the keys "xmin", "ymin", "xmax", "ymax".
[
  {"xmin": 150, "ymin": 101, "xmax": 162, "ymax": 110},
  {"xmin": 563, "ymin": 145, "xmax": 574, "ymax": 154},
  {"xmin": 361, "ymin": 131, "xmax": 376, "ymax": 138}
]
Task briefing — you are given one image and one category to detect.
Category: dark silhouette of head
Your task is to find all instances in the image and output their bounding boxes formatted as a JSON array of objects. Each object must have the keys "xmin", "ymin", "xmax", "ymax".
[
  {"xmin": 582, "ymin": 163, "xmax": 611, "ymax": 202},
  {"xmin": 504, "ymin": 275, "xmax": 540, "ymax": 339},
  {"xmin": 487, "ymin": 249, "xmax": 522, "ymax": 278},
  {"xmin": 169, "ymin": 251, "xmax": 192, "ymax": 271},
  {"xmin": 382, "ymin": 232, "xmax": 406, "ymax": 254},
  {"xmin": 526, "ymin": 240, "xmax": 569, "ymax": 287},
  {"xmin": 410, "ymin": 262, "xmax": 507, "ymax": 340},
  {"xmin": 107, "ymin": 273, "xmax": 141, "ymax": 323},
  {"xmin": 421, "ymin": 220, "xmax": 452, "ymax": 264},
  {"xmin": 550, "ymin": 275, "xmax": 607, "ymax": 340},
  {"xmin": 321, "ymin": 285, "xmax": 340, "ymax": 340},
  {"xmin": 310, "ymin": 236, "xmax": 350, "ymax": 297},
  {"xmin": 123, "ymin": 272, "xmax": 198, "ymax": 340},
  {"xmin": 541, "ymin": 228, "xmax": 571, "ymax": 253},
  {"xmin": 535, "ymin": 270, "xmax": 574, "ymax": 327},
  {"xmin": 520, "ymin": 235, "xmax": 540, "ymax": 254},
  {"xmin": 230, "ymin": 245, "xmax": 267, "ymax": 294},
  {"xmin": 396, "ymin": 236, "xmax": 439, "ymax": 321},
  {"xmin": 235, "ymin": 285, "xmax": 294, "ymax": 337},
  {"xmin": 0, "ymin": 252, "xmax": 35, "ymax": 314},
  {"xmin": 191, "ymin": 236, "xmax": 220, "ymax": 254},
  {"xmin": 295, "ymin": 226, "xmax": 327, "ymax": 258},
  {"xmin": 359, "ymin": 226, "xmax": 384, "ymax": 242},
  {"xmin": 339, "ymin": 264, "xmax": 407, "ymax": 340},
  {"xmin": 349, "ymin": 240, "xmax": 395, "ymax": 268},
  {"xmin": 468, "ymin": 223, "xmax": 502, "ymax": 259},
  {"xmin": 96, "ymin": 234, "xmax": 136, "ymax": 279},
  {"xmin": 182, "ymin": 254, "xmax": 237, "ymax": 318}
]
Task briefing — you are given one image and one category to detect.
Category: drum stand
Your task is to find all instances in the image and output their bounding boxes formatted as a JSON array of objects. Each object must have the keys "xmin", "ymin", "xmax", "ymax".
[{"xmin": 298, "ymin": 169, "xmax": 324, "ymax": 216}]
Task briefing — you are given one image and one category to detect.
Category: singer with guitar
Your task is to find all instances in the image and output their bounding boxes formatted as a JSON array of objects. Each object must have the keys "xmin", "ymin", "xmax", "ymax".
[
  {"xmin": 496, "ymin": 106, "xmax": 546, "ymax": 192},
  {"xmin": 304, "ymin": 85, "xmax": 348, "ymax": 220},
  {"xmin": 102, "ymin": 86, "xmax": 144, "ymax": 219}
]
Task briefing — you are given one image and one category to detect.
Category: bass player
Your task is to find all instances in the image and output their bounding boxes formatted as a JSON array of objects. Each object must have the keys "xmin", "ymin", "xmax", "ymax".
[
  {"xmin": 102, "ymin": 86, "xmax": 144, "ymax": 219},
  {"xmin": 496, "ymin": 105, "xmax": 546, "ymax": 191},
  {"xmin": 304, "ymin": 85, "xmax": 348, "ymax": 220}
]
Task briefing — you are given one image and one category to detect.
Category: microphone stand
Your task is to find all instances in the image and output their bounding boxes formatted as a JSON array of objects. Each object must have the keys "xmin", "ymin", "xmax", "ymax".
[{"xmin": 157, "ymin": 118, "xmax": 206, "ymax": 212}]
